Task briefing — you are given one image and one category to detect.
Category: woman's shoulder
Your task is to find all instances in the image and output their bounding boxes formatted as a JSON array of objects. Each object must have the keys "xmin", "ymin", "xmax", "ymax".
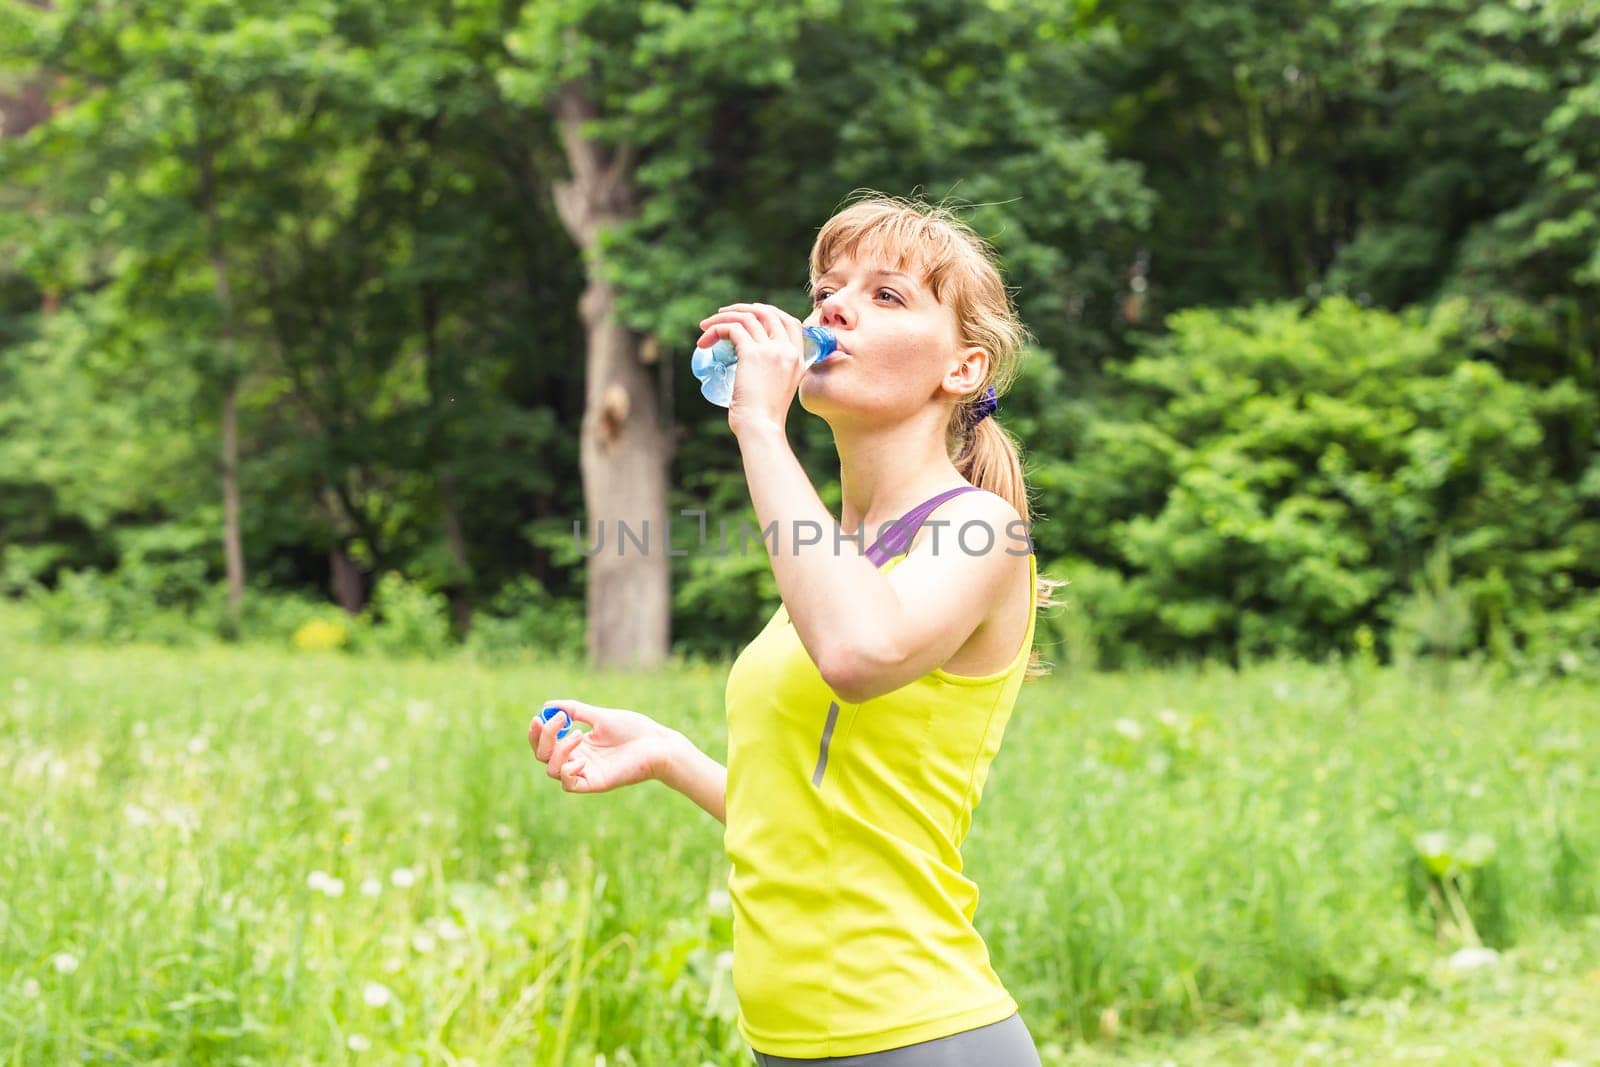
[{"xmin": 910, "ymin": 486, "xmax": 1026, "ymax": 557}]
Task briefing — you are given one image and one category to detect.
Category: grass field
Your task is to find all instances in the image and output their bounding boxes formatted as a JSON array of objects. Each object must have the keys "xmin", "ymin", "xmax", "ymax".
[{"xmin": 2, "ymin": 614, "xmax": 1597, "ymax": 1065}]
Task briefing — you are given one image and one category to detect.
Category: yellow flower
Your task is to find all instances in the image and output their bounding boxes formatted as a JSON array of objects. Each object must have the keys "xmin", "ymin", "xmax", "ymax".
[{"xmin": 292, "ymin": 618, "xmax": 348, "ymax": 652}]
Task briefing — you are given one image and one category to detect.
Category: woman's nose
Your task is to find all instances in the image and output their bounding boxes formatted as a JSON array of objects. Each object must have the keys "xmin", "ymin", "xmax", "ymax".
[{"xmin": 817, "ymin": 292, "xmax": 854, "ymax": 329}]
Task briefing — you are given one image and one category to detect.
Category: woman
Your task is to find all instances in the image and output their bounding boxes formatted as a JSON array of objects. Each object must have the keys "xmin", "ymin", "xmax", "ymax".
[{"xmin": 531, "ymin": 194, "xmax": 1059, "ymax": 1064}]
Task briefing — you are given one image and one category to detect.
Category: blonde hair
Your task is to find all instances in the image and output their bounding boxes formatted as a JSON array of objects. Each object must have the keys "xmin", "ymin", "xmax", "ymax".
[{"xmin": 809, "ymin": 192, "xmax": 1065, "ymax": 679}]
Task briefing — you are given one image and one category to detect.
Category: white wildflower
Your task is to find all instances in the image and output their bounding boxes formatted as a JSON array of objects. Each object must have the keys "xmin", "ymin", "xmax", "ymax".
[
  {"xmin": 123, "ymin": 803, "xmax": 158, "ymax": 829},
  {"xmin": 390, "ymin": 867, "xmax": 417, "ymax": 889},
  {"xmin": 1448, "ymin": 947, "xmax": 1500, "ymax": 972},
  {"xmin": 51, "ymin": 952, "xmax": 79, "ymax": 975},
  {"xmin": 347, "ymin": 1034, "xmax": 371, "ymax": 1052},
  {"xmin": 22, "ymin": 978, "xmax": 41, "ymax": 998},
  {"xmin": 362, "ymin": 981, "xmax": 394, "ymax": 1008},
  {"xmin": 410, "ymin": 930, "xmax": 437, "ymax": 954},
  {"xmin": 360, "ymin": 878, "xmax": 382, "ymax": 898}
]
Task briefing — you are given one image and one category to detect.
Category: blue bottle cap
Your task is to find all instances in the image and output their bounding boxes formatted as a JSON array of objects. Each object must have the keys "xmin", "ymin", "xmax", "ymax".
[{"xmin": 540, "ymin": 705, "xmax": 574, "ymax": 740}]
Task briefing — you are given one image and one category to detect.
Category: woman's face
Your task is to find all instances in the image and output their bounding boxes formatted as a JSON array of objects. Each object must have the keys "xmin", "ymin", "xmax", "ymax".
[{"xmin": 798, "ymin": 254, "xmax": 983, "ymax": 423}]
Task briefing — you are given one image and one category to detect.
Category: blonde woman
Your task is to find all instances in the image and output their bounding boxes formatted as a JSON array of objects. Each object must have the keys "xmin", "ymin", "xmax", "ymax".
[{"xmin": 533, "ymin": 194, "xmax": 1058, "ymax": 1064}]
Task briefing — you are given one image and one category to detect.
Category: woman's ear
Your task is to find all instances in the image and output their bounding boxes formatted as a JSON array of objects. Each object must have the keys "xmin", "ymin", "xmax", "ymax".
[{"xmin": 944, "ymin": 345, "xmax": 989, "ymax": 395}]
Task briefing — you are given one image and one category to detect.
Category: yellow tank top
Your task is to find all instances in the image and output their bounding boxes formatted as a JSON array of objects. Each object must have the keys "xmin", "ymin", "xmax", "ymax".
[{"xmin": 723, "ymin": 486, "xmax": 1038, "ymax": 1057}]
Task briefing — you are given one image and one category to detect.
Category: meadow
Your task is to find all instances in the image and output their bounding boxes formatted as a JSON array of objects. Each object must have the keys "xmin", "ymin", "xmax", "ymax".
[{"xmin": 3, "ymin": 612, "xmax": 1597, "ymax": 1065}]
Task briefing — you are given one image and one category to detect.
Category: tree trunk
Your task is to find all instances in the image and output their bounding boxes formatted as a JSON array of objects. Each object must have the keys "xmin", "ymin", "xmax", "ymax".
[
  {"xmin": 330, "ymin": 545, "xmax": 365, "ymax": 614},
  {"xmin": 197, "ymin": 131, "xmax": 246, "ymax": 637},
  {"xmin": 219, "ymin": 378, "xmax": 244, "ymax": 634},
  {"xmin": 549, "ymin": 81, "xmax": 674, "ymax": 669},
  {"xmin": 439, "ymin": 469, "xmax": 472, "ymax": 637},
  {"xmin": 419, "ymin": 282, "xmax": 473, "ymax": 638}
]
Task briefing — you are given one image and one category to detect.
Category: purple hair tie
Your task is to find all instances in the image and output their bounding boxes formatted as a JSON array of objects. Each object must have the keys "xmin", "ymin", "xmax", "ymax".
[{"xmin": 966, "ymin": 385, "xmax": 999, "ymax": 427}]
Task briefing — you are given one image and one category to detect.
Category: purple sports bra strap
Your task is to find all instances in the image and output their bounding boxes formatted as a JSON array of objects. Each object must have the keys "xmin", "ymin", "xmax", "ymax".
[{"xmin": 865, "ymin": 485, "xmax": 982, "ymax": 567}]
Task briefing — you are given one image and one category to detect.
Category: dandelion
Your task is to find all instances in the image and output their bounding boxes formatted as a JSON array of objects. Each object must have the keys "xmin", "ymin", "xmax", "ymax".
[
  {"xmin": 390, "ymin": 867, "xmax": 417, "ymax": 889},
  {"xmin": 347, "ymin": 1034, "xmax": 371, "ymax": 1052},
  {"xmin": 307, "ymin": 870, "xmax": 332, "ymax": 893},
  {"xmin": 362, "ymin": 981, "xmax": 394, "ymax": 1008},
  {"xmin": 372, "ymin": 756, "xmax": 391, "ymax": 774},
  {"xmin": 433, "ymin": 917, "xmax": 465, "ymax": 943},
  {"xmin": 707, "ymin": 888, "xmax": 731, "ymax": 917},
  {"xmin": 52, "ymin": 952, "xmax": 79, "ymax": 975},
  {"xmin": 360, "ymin": 878, "xmax": 383, "ymax": 898},
  {"xmin": 410, "ymin": 930, "xmax": 437, "ymax": 954},
  {"xmin": 186, "ymin": 736, "xmax": 209, "ymax": 756},
  {"xmin": 1112, "ymin": 718, "xmax": 1143, "ymax": 742},
  {"xmin": 22, "ymin": 978, "xmax": 41, "ymax": 998}
]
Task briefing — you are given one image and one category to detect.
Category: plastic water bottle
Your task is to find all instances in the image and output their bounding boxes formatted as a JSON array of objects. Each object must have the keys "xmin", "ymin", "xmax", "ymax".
[{"xmin": 690, "ymin": 325, "xmax": 838, "ymax": 407}]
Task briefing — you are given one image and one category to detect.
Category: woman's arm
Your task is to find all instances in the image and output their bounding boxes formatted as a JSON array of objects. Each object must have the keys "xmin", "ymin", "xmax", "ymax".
[
  {"xmin": 733, "ymin": 420, "xmax": 903, "ymax": 688},
  {"xmin": 655, "ymin": 729, "xmax": 727, "ymax": 825}
]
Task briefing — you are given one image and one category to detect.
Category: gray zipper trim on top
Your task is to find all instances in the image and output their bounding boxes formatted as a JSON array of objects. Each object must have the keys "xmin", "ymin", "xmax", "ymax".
[{"xmin": 811, "ymin": 701, "xmax": 841, "ymax": 786}]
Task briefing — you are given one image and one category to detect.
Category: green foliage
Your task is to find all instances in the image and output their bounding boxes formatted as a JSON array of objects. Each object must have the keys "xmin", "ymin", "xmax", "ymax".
[
  {"xmin": 1051, "ymin": 298, "xmax": 1599, "ymax": 666},
  {"xmin": 2, "ymin": 0, "xmax": 1597, "ymax": 667},
  {"xmin": 357, "ymin": 572, "xmax": 453, "ymax": 658},
  {"xmin": 465, "ymin": 576, "xmax": 586, "ymax": 662}
]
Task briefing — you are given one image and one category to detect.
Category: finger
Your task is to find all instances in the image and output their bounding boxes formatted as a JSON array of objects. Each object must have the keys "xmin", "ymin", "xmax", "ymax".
[
  {"xmin": 718, "ymin": 301, "xmax": 798, "ymax": 324},
  {"xmin": 714, "ymin": 320, "xmax": 760, "ymax": 358},
  {"xmin": 535, "ymin": 710, "xmax": 569, "ymax": 762},
  {"xmin": 545, "ymin": 731, "xmax": 587, "ymax": 780},
  {"xmin": 559, "ymin": 756, "xmax": 589, "ymax": 792},
  {"xmin": 743, "ymin": 304, "xmax": 792, "ymax": 344},
  {"xmin": 698, "ymin": 310, "xmax": 767, "ymax": 343}
]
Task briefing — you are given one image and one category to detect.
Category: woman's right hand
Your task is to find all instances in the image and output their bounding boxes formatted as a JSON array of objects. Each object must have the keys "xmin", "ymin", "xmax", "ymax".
[{"xmin": 528, "ymin": 698, "xmax": 681, "ymax": 795}]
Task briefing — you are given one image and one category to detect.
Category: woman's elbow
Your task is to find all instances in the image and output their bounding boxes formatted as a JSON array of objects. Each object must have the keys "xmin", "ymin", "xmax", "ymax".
[{"xmin": 819, "ymin": 642, "xmax": 902, "ymax": 705}]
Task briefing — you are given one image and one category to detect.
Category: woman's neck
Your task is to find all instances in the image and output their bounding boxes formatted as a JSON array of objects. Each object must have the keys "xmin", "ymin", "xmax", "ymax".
[{"xmin": 833, "ymin": 416, "xmax": 967, "ymax": 540}]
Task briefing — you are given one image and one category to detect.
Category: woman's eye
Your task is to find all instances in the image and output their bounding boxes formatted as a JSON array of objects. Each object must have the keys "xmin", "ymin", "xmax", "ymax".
[{"xmin": 809, "ymin": 286, "xmax": 902, "ymax": 305}]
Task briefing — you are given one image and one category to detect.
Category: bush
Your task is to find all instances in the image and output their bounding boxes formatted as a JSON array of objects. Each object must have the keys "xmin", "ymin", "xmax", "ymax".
[
  {"xmin": 465, "ymin": 576, "xmax": 585, "ymax": 661},
  {"xmin": 1053, "ymin": 297, "xmax": 1599, "ymax": 664},
  {"xmin": 356, "ymin": 572, "xmax": 453, "ymax": 658}
]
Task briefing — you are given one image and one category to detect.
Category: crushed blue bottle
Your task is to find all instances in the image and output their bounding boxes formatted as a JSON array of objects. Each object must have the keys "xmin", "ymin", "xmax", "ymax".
[{"xmin": 690, "ymin": 325, "xmax": 838, "ymax": 407}]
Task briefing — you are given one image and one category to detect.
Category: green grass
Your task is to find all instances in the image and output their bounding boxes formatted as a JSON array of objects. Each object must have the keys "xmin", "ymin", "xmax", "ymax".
[{"xmin": 2, "ymin": 618, "xmax": 1597, "ymax": 1064}]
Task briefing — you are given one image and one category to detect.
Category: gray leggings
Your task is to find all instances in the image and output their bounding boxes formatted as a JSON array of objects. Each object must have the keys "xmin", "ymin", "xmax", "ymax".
[{"xmin": 749, "ymin": 1012, "xmax": 1042, "ymax": 1066}]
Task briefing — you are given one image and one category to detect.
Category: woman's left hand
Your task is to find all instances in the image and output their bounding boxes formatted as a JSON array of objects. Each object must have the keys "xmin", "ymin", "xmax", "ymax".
[{"xmin": 695, "ymin": 302, "xmax": 808, "ymax": 436}]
